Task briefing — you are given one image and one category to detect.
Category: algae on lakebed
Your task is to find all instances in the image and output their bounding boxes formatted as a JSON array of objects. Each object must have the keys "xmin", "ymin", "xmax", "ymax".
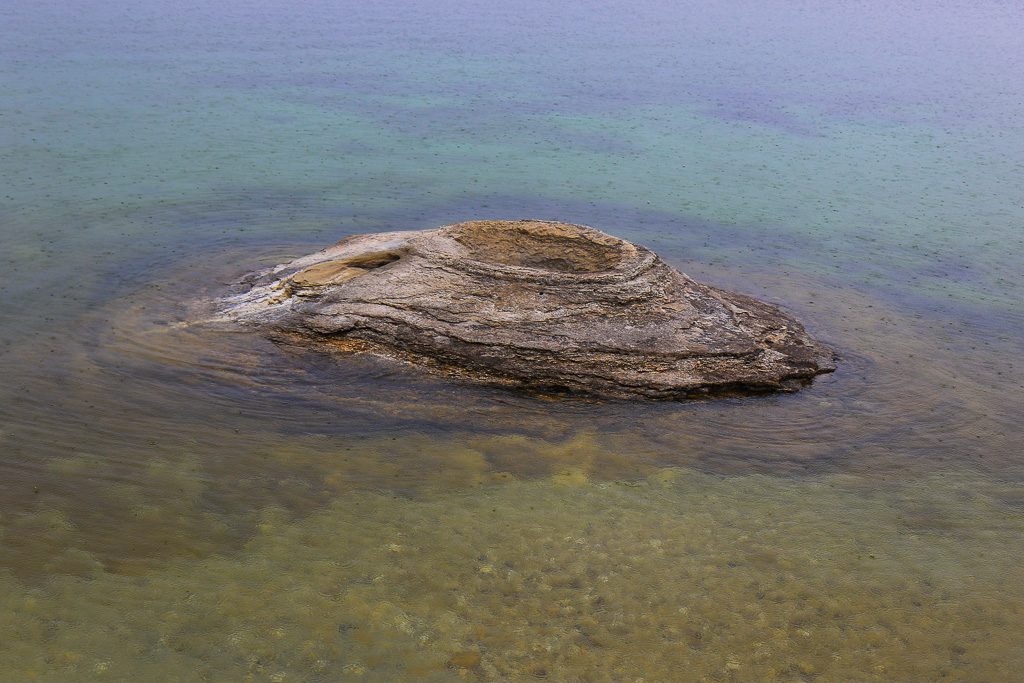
[{"xmin": 2, "ymin": 467, "xmax": 1022, "ymax": 681}]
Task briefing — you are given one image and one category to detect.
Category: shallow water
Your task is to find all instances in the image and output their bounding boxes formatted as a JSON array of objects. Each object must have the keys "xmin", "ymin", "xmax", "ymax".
[{"xmin": 3, "ymin": 0, "xmax": 1024, "ymax": 679}]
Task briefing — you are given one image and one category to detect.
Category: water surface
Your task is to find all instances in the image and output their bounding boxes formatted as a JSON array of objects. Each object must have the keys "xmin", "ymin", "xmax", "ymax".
[{"xmin": 2, "ymin": 0, "xmax": 1023, "ymax": 679}]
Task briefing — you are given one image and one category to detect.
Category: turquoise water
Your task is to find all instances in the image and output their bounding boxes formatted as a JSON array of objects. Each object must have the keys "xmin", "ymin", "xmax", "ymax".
[{"xmin": 3, "ymin": 0, "xmax": 1024, "ymax": 679}]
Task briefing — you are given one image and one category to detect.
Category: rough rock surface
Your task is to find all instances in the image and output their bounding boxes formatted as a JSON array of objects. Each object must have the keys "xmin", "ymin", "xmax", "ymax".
[{"xmin": 219, "ymin": 220, "xmax": 835, "ymax": 398}]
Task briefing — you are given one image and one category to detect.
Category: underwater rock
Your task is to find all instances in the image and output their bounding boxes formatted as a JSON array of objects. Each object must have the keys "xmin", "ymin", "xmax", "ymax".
[
  {"xmin": 447, "ymin": 650, "xmax": 482, "ymax": 670},
  {"xmin": 219, "ymin": 220, "xmax": 835, "ymax": 399}
]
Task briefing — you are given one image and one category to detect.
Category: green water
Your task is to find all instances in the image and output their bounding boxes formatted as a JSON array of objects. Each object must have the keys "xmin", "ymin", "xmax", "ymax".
[{"xmin": 2, "ymin": 0, "xmax": 1024, "ymax": 679}]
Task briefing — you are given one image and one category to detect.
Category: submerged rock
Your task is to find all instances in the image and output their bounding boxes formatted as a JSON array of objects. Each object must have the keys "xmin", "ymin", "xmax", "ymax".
[{"xmin": 219, "ymin": 220, "xmax": 835, "ymax": 399}]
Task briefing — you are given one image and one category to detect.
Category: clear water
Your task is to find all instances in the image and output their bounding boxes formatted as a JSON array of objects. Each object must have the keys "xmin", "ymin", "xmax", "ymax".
[{"xmin": 2, "ymin": 0, "xmax": 1024, "ymax": 679}]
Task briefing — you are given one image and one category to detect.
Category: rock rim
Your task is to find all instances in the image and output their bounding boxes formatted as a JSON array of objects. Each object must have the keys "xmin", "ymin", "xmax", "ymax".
[{"xmin": 218, "ymin": 219, "xmax": 836, "ymax": 399}]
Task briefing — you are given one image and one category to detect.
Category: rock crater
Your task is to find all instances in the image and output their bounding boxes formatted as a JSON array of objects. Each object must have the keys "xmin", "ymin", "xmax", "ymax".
[{"xmin": 219, "ymin": 220, "xmax": 835, "ymax": 398}]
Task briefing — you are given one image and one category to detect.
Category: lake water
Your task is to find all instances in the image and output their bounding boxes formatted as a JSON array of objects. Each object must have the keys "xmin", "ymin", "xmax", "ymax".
[{"xmin": 2, "ymin": 0, "xmax": 1024, "ymax": 679}]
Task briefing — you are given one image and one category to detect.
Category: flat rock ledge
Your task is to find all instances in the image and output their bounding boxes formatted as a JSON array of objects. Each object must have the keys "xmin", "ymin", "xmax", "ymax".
[{"xmin": 218, "ymin": 220, "xmax": 835, "ymax": 399}]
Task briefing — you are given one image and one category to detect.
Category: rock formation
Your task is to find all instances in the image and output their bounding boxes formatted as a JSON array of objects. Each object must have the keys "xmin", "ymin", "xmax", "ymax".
[{"xmin": 219, "ymin": 220, "xmax": 835, "ymax": 398}]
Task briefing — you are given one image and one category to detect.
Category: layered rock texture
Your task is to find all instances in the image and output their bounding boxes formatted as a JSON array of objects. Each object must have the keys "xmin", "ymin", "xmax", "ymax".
[{"xmin": 220, "ymin": 220, "xmax": 835, "ymax": 398}]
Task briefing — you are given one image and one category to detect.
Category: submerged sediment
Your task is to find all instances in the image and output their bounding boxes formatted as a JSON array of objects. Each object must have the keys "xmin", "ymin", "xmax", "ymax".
[{"xmin": 219, "ymin": 220, "xmax": 835, "ymax": 398}]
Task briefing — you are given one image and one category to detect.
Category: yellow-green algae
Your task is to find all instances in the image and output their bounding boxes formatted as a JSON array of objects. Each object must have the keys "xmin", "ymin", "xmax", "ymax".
[{"xmin": 2, "ymin": 465, "xmax": 1023, "ymax": 681}]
